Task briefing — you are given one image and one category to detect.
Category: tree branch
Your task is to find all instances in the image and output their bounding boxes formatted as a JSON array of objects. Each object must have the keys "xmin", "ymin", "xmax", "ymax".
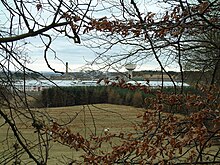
[{"xmin": 0, "ymin": 22, "xmax": 69, "ymax": 43}]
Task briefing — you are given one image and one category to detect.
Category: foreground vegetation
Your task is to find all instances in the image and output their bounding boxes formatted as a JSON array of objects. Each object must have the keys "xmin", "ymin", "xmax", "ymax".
[
  {"xmin": 1, "ymin": 103, "xmax": 220, "ymax": 164},
  {"xmin": 0, "ymin": 0, "xmax": 219, "ymax": 164}
]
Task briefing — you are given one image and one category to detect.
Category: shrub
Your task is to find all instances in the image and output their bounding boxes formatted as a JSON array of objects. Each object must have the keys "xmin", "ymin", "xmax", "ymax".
[{"xmin": 132, "ymin": 91, "xmax": 143, "ymax": 107}]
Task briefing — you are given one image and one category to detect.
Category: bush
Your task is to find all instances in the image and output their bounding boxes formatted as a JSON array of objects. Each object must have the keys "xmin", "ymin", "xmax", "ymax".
[{"xmin": 132, "ymin": 91, "xmax": 143, "ymax": 107}]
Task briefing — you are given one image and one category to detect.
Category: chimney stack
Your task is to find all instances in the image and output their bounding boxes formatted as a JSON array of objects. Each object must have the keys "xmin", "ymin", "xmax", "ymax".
[{"xmin": 66, "ymin": 62, "xmax": 68, "ymax": 74}]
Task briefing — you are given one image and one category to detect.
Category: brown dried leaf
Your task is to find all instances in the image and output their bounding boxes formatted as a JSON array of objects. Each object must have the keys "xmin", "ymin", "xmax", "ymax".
[{"xmin": 36, "ymin": 4, "xmax": 42, "ymax": 11}]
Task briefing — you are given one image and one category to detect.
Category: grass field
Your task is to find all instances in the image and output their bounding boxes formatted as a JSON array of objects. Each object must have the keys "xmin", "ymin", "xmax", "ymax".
[
  {"xmin": 0, "ymin": 104, "xmax": 145, "ymax": 164},
  {"xmin": 1, "ymin": 104, "xmax": 219, "ymax": 164}
]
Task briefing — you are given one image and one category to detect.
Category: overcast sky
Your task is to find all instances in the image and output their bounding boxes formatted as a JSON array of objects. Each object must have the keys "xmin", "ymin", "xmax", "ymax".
[
  {"xmin": 25, "ymin": 35, "xmax": 174, "ymax": 73},
  {"xmin": 1, "ymin": 1, "xmax": 179, "ymax": 73},
  {"xmin": 25, "ymin": 36, "xmax": 96, "ymax": 72}
]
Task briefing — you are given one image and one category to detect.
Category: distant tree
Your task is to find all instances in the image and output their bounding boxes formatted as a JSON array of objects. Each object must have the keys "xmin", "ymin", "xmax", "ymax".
[
  {"xmin": 124, "ymin": 92, "xmax": 132, "ymax": 105},
  {"xmin": 132, "ymin": 91, "xmax": 143, "ymax": 107},
  {"xmin": 107, "ymin": 88, "xmax": 119, "ymax": 104},
  {"xmin": 182, "ymin": 30, "xmax": 220, "ymax": 85}
]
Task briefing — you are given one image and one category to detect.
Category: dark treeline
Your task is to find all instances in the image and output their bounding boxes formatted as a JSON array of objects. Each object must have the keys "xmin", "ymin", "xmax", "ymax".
[
  {"xmin": 41, "ymin": 86, "xmax": 153, "ymax": 108},
  {"xmin": 41, "ymin": 86, "xmax": 197, "ymax": 108}
]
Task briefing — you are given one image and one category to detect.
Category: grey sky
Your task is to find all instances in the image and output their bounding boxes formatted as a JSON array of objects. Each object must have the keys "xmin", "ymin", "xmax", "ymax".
[
  {"xmin": 1, "ymin": 0, "xmax": 179, "ymax": 73},
  {"xmin": 25, "ymin": 35, "xmax": 96, "ymax": 72}
]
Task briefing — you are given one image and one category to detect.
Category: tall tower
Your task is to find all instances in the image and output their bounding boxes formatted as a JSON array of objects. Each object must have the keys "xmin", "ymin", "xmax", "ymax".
[
  {"xmin": 66, "ymin": 62, "xmax": 68, "ymax": 75},
  {"xmin": 125, "ymin": 63, "xmax": 136, "ymax": 79}
]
